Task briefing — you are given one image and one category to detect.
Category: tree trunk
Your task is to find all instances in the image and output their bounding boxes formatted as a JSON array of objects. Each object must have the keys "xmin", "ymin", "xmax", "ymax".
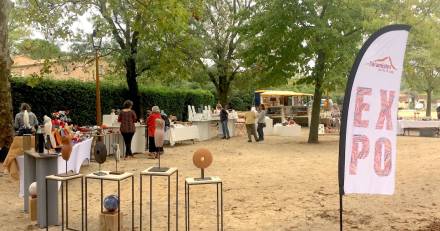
[
  {"xmin": 426, "ymin": 89, "xmax": 432, "ymax": 117},
  {"xmin": 308, "ymin": 51, "xmax": 325, "ymax": 143},
  {"xmin": 308, "ymin": 79, "xmax": 323, "ymax": 143},
  {"xmin": 0, "ymin": 0, "xmax": 14, "ymax": 149},
  {"xmin": 216, "ymin": 74, "xmax": 230, "ymax": 107},
  {"xmin": 125, "ymin": 57, "xmax": 141, "ymax": 118}
]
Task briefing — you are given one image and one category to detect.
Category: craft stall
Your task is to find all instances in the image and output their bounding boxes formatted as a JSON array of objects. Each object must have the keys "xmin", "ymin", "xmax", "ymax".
[
  {"xmin": 187, "ymin": 105, "xmax": 238, "ymax": 141},
  {"xmin": 102, "ymin": 114, "xmax": 147, "ymax": 155}
]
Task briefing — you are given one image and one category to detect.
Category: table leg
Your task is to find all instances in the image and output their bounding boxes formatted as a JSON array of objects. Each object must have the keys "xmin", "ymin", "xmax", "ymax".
[
  {"xmin": 61, "ymin": 181, "xmax": 64, "ymax": 231},
  {"xmin": 176, "ymin": 171, "xmax": 179, "ymax": 231},
  {"xmin": 66, "ymin": 180, "xmax": 69, "ymax": 229},
  {"xmin": 150, "ymin": 175, "xmax": 153, "ymax": 231},
  {"xmin": 37, "ymin": 158, "xmax": 58, "ymax": 228},
  {"xmin": 184, "ymin": 182, "xmax": 187, "ymax": 231},
  {"xmin": 216, "ymin": 183, "xmax": 219, "ymax": 231},
  {"xmin": 168, "ymin": 175, "xmax": 171, "ymax": 231},
  {"xmin": 24, "ymin": 154, "xmax": 36, "ymax": 213},
  {"xmin": 45, "ymin": 179, "xmax": 48, "ymax": 231},
  {"xmin": 140, "ymin": 175, "xmax": 143, "ymax": 230},
  {"xmin": 81, "ymin": 177, "xmax": 84, "ymax": 231},
  {"xmin": 118, "ymin": 181, "xmax": 121, "ymax": 231},
  {"xmin": 132, "ymin": 175, "xmax": 135, "ymax": 230},
  {"xmin": 100, "ymin": 179, "xmax": 103, "ymax": 213},
  {"xmin": 85, "ymin": 178, "xmax": 88, "ymax": 231},
  {"xmin": 221, "ymin": 182, "xmax": 223, "ymax": 231}
]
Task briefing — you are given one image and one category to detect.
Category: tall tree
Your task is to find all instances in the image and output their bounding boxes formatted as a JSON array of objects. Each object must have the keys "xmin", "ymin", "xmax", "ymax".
[
  {"xmin": 13, "ymin": 0, "xmax": 192, "ymax": 117},
  {"xmin": 405, "ymin": 20, "xmax": 440, "ymax": 117},
  {"xmin": 190, "ymin": 0, "xmax": 253, "ymax": 106},
  {"xmin": 0, "ymin": 0, "xmax": 14, "ymax": 149},
  {"xmin": 241, "ymin": 0, "xmax": 365, "ymax": 143}
]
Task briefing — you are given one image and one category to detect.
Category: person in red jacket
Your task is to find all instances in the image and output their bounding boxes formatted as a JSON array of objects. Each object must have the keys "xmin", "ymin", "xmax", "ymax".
[{"xmin": 147, "ymin": 106, "xmax": 162, "ymax": 158}]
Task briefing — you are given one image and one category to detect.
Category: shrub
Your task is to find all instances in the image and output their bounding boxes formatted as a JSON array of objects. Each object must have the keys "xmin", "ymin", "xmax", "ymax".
[{"xmin": 11, "ymin": 77, "xmax": 214, "ymax": 125}]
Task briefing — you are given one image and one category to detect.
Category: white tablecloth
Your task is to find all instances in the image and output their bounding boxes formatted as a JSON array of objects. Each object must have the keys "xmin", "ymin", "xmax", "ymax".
[
  {"xmin": 18, "ymin": 138, "xmax": 93, "ymax": 197},
  {"xmin": 57, "ymin": 138, "xmax": 93, "ymax": 174},
  {"xmin": 272, "ymin": 124, "xmax": 302, "ymax": 137},
  {"xmin": 397, "ymin": 120, "xmax": 440, "ymax": 135},
  {"xmin": 166, "ymin": 125, "xmax": 199, "ymax": 146}
]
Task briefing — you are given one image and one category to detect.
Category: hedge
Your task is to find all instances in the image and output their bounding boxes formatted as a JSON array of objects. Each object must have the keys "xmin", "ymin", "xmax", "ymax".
[{"xmin": 11, "ymin": 77, "xmax": 215, "ymax": 125}]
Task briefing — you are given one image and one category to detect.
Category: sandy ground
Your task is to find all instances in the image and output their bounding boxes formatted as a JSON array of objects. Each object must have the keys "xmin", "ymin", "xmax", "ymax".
[{"xmin": 1, "ymin": 130, "xmax": 440, "ymax": 231}]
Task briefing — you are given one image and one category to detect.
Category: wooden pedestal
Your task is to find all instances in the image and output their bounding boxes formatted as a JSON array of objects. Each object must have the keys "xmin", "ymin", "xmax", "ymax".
[
  {"xmin": 29, "ymin": 197, "xmax": 37, "ymax": 221},
  {"xmin": 99, "ymin": 212, "xmax": 123, "ymax": 231}
]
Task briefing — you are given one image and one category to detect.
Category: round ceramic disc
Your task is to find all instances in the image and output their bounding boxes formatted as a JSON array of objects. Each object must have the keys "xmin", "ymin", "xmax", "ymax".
[
  {"xmin": 192, "ymin": 148, "xmax": 213, "ymax": 169},
  {"xmin": 94, "ymin": 141, "xmax": 107, "ymax": 164}
]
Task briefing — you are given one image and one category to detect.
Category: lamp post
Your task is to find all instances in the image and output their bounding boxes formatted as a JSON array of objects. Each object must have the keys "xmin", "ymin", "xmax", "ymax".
[{"xmin": 92, "ymin": 30, "xmax": 102, "ymax": 126}]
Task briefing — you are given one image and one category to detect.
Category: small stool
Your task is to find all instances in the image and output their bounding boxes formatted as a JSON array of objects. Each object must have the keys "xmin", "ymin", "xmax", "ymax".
[
  {"xmin": 45, "ymin": 174, "xmax": 84, "ymax": 231},
  {"xmin": 140, "ymin": 167, "xmax": 178, "ymax": 230},
  {"xmin": 185, "ymin": 176, "xmax": 223, "ymax": 231},
  {"xmin": 85, "ymin": 171, "xmax": 134, "ymax": 231}
]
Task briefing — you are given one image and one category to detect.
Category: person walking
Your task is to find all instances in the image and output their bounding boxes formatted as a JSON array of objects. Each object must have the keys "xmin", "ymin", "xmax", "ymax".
[
  {"xmin": 244, "ymin": 106, "xmax": 258, "ymax": 142},
  {"xmin": 147, "ymin": 106, "xmax": 162, "ymax": 158},
  {"xmin": 257, "ymin": 104, "xmax": 266, "ymax": 142},
  {"xmin": 14, "ymin": 103, "xmax": 39, "ymax": 135},
  {"xmin": 218, "ymin": 104, "xmax": 230, "ymax": 139},
  {"xmin": 118, "ymin": 100, "xmax": 137, "ymax": 159}
]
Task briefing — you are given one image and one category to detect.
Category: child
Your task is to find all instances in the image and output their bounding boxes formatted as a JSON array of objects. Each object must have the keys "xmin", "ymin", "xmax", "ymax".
[{"xmin": 154, "ymin": 118, "xmax": 165, "ymax": 158}]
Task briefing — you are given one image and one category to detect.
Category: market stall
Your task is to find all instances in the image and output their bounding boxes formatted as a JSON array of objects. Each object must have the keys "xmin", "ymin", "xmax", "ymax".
[
  {"xmin": 165, "ymin": 124, "xmax": 200, "ymax": 146},
  {"xmin": 102, "ymin": 115, "xmax": 147, "ymax": 155},
  {"xmin": 397, "ymin": 120, "xmax": 440, "ymax": 136}
]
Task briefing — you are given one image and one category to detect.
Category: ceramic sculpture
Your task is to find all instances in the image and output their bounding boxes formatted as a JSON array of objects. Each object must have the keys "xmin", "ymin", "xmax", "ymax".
[
  {"xmin": 103, "ymin": 195, "xmax": 119, "ymax": 213},
  {"xmin": 193, "ymin": 148, "xmax": 213, "ymax": 180},
  {"xmin": 93, "ymin": 139, "xmax": 108, "ymax": 176},
  {"xmin": 29, "ymin": 182, "xmax": 37, "ymax": 198},
  {"xmin": 109, "ymin": 144, "xmax": 123, "ymax": 175}
]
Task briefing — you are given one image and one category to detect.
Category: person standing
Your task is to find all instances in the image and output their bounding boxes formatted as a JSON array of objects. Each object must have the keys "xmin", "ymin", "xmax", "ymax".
[
  {"xmin": 147, "ymin": 106, "xmax": 162, "ymax": 158},
  {"xmin": 244, "ymin": 106, "xmax": 258, "ymax": 142},
  {"xmin": 436, "ymin": 105, "xmax": 440, "ymax": 120},
  {"xmin": 15, "ymin": 103, "xmax": 39, "ymax": 135},
  {"xmin": 257, "ymin": 104, "xmax": 266, "ymax": 142},
  {"xmin": 118, "ymin": 100, "xmax": 137, "ymax": 159},
  {"xmin": 218, "ymin": 104, "xmax": 230, "ymax": 139}
]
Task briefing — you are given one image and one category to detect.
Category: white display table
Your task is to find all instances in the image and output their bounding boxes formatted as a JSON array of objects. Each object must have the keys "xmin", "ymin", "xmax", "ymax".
[
  {"xmin": 216, "ymin": 119, "xmax": 237, "ymax": 137},
  {"xmin": 397, "ymin": 120, "xmax": 440, "ymax": 135},
  {"xmin": 272, "ymin": 124, "xmax": 302, "ymax": 137},
  {"xmin": 105, "ymin": 124, "xmax": 146, "ymax": 154},
  {"xmin": 165, "ymin": 125, "xmax": 200, "ymax": 146},
  {"xmin": 191, "ymin": 121, "xmax": 218, "ymax": 141}
]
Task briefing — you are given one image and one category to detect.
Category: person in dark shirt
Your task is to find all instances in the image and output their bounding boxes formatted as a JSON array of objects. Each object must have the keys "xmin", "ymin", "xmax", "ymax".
[
  {"xmin": 118, "ymin": 100, "xmax": 137, "ymax": 159},
  {"xmin": 218, "ymin": 104, "xmax": 230, "ymax": 139},
  {"xmin": 436, "ymin": 106, "xmax": 440, "ymax": 120}
]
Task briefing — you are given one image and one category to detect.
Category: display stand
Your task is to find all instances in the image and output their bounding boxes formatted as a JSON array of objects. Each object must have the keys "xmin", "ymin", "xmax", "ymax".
[
  {"xmin": 85, "ymin": 171, "xmax": 134, "ymax": 231},
  {"xmin": 45, "ymin": 174, "xmax": 84, "ymax": 231},
  {"xmin": 140, "ymin": 167, "xmax": 178, "ymax": 231},
  {"xmin": 24, "ymin": 150, "xmax": 59, "ymax": 228},
  {"xmin": 185, "ymin": 176, "xmax": 223, "ymax": 231}
]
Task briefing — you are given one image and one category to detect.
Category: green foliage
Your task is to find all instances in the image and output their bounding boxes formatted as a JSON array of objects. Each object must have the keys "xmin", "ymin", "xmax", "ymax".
[
  {"xmin": 15, "ymin": 39, "xmax": 62, "ymax": 59},
  {"xmin": 10, "ymin": 77, "xmax": 214, "ymax": 125}
]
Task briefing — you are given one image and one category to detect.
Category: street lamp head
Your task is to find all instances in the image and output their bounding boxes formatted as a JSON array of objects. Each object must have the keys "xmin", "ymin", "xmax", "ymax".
[{"xmin": 91, "ymin": 29, "xmax": 102, "ymax": 49}]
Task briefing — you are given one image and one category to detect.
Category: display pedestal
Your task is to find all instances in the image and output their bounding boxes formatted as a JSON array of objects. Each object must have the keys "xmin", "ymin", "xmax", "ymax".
[
  {"xmin": 185, "ymin": 176, "xmax": 223, "ymax": 231},
  {"xmin": 46, "ymin": 174, "xmax": 84, "ymax": 231},
  {"xmin": 29, "ymin": 197, "xmax": 37, "ymax": 221},
  {"xmin": 99, "ymin": 212, "xmax": 124, "ymax": 231},
  {"xmin": 140, "ymin": 167, "xmax": 178, "ymax": 231},
  {"xmin": 85, "ymin": 171, "xmax": 134, "ymax": 231}
]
